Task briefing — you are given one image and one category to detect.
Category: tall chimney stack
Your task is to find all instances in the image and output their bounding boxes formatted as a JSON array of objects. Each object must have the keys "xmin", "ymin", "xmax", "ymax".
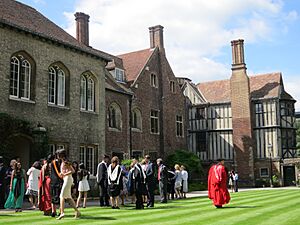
[
  {"xmin": 75, "ymin": 12, "xmax": 90, "ymax": 46},
  {"xmin": 230, "ymin": 39, "xmax": 255, "ymax": 186},
  {"xmin": 149, "ymin": 25, "xmax": 165, "ymax": 54}
]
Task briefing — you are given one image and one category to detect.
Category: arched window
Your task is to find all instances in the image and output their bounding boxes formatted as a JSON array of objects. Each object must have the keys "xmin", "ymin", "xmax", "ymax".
[
  {"xmin": 80, "ymin": 74, "xmax": 95, "ymax": 111},
  {"xmin": 108, "ymin": 103, "xmax": 122, "ymax": 130},
  {"xmin": 48, "ymin": 66, "xmax": 65, "ymax": 106},
  {"xmin": 10, "ymin": 55, "xmax": 32, "ymax": 99},
  {"xmin": 132, "ymin": 108, "xmax": 142, "ymax": 130}
]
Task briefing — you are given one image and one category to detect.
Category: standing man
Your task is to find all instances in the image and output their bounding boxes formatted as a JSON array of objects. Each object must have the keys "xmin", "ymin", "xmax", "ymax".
[
  {"xmin": 130, "ymin": 159, "xmax": 146, "ymax": 209},
  {"xmin": 208, "ymin": 159, "xmax": 230, "ymax": 208},
  {"xmin": 0, "ymin": 156, "xmax": 6, "ymax": 209},
  {"xmin": 144, "ymin": 155, "xmax": 155, "ymax": 207},
  {"xmin": 157, "ymin": 158, "xmax": 168, "ymax": 203},
  {"xmin": 96, "ymin": 154, "xmax": 110, "ymax": 207},
  {"xmin": 233, "ymin": 171, "xmax": 239, "ymax": 192}
]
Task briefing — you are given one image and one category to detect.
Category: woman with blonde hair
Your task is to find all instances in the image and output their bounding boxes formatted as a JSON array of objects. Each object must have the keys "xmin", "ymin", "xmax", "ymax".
[
  {"xmin": 57, "ymin": 150, "xmax": 80, "ymax": 220},
  {"xmin": 174, "ymin": 164, "xmax": 182, "ymax": 199},
  {"xmin": 107, "ymin": 156, "xmax": 122, "ymax": 209}
]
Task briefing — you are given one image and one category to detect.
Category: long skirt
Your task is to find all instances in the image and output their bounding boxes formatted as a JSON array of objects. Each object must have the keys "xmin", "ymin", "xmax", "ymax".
[
  {"xmin": 39, "ymin": 176, "xmax": 52, "ymax": 213},
  {"xmin": 4, "ymin": 178, "xmax": 25, "ymax": 209},
  {"xmin": 60, "ymin": 175, "xmax": 73, "ymax": 199}
]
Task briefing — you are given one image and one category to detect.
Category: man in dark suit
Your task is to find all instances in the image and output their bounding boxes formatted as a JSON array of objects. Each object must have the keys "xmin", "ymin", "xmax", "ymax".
[
  {"xmin": 157, "ymin": 158, "xmax": 168, "ymax": 203},
  {"xmin": 131, "ymin": 159, "xmax": 146, "ymax": 209},
  {"xmin": 0, "ymin": 156, "xmax": 6, "ymax": 209},
  {"xmin": 144, "ymin": 155, "xmax": 156, "ymax": 207},
  {"xmin": 97, "ymin": 155, "xmax": 110, "ymax": 207}
]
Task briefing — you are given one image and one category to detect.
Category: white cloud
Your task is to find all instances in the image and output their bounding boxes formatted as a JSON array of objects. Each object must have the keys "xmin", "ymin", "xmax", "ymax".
[
  {"xmin": 64, "ymin": 0, "xmax": 297, "ymax": 95},
  {"xmin": 284, "ymin": 77, "xmax": 300, "ymax": 111}
]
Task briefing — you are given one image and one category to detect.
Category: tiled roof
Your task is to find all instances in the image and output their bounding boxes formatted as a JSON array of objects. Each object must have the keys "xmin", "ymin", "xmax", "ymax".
[
  {"xmin": 118, "ymin": 48, "xmax": 154, "ymax": 82},
  {"xmin": 197, "ymin": 72, "xmax": 288, "ymax": 103},
  {"xmin": 0, "ymin": 0, "xmax": 111, "ymax": 61}
]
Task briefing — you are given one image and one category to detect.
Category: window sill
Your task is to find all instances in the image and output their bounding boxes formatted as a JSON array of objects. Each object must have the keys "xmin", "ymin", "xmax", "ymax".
[
  {"xmin": 80, "ymin": 110, "xmax": 98, "ymax": 115},
  {"xmin": 132, "ymin": 128, "xmax": 142, "ymax": 133},
  {"xmin": 48, "ymin": 104, "xmax": 70, "ymax": 110},
  {"xmin": 176, "ymin": 135, "xmax": 184, "ymax": 138},
  {"xmin": 150, "ymin": 132, "xmax": 160, "ymax": 135},
  {"xmin": 9, "ymin": 96, "xmax": 35, "ymax": 104},
  {"xmin": 108, "ymin": 127, "xmax": 122, "ymax": 132}
]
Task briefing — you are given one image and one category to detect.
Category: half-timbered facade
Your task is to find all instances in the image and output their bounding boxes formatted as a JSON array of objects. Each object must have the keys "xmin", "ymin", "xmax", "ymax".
[{"xmin": 183, "ymin": 40, "xmax": 297, "ymax": 186}]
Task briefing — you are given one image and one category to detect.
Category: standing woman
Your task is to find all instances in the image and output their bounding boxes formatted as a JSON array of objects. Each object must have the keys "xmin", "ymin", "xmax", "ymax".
[
  {"xmin": 76, "ymin": 163, "xmax": 90, "ymax": 208},
  {"xmin": 57, "ymin": 150, "xmax": 80, "ymax": 220},
  {"xmin": 38, "ymin": 155, "xmax": 53, "ymax": 216},
  {"xmin": 5, "ymin": 161, "xmax": 27, "ymax": 212},
  {"xmin": 26, "ymin": 161, "xmax": 41, "ymax": 209},
  {"xmin": 174, "ymin": 164, "xmax": 182, "ymax": 199},
  {"xmin": 180, "ymin": 165, "xmax": 188, "ymax": 198},
  {"xmin": 107, "ymin": 156, "xmax": 122, "ymax": 209}
]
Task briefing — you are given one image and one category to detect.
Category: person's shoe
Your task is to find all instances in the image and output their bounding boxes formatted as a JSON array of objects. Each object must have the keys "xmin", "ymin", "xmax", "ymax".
[
  {"xmin": 215, "ymin": 205, "xmax": 222, "ymax": 208},
  {"xmin": 115, "ymin": 206, "xmax": 120, "ymax": 209},
  {"xmin": 160, "ymin": 200, "xmax": 167, "ymax": 203},
  {"xmin": 51, "ymin": 212, "xmax": 57, "ymax": 217},
  {"xmin": 112, "ymin": 206, "xmax": 115, "ymax": 209},
  {"xmin": 74, "ymin": 211, "xmax": 81, "ymax": 219},
  {"xmin": 56, "ymin": 213, "xmax": 65, "ymax": 220}
]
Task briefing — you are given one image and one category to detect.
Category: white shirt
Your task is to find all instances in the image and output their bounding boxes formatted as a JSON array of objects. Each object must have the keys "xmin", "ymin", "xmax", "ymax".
[
  {"xmin": 27, "ymin": 167, "xmax": 40, "ymax": 191},
  {"xmin": 181, "ymin": 170, "xmax": 188, "ymax": 181}
]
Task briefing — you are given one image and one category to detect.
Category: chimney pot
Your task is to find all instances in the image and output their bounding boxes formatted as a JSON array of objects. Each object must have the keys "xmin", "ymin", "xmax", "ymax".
[
  {"xmin": 75, "ymin": 12, "xmax": 90, "ymax": 46},
  {"xmin": 231, "ymin": 39, "xmax": 246, "ymax": 70}
]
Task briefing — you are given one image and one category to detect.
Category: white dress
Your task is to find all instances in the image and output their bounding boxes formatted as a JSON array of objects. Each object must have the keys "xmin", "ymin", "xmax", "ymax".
[
  {"xmin": 78, "ymin": 175, "xmax": 90, "ymax": 192},
  {"xmin": 60, "ymin": 175, "xmax": 73, "ymax": 199},
  {"xmin": 181, "ymin": 170, "xmax": 188, "ymax": 193}
]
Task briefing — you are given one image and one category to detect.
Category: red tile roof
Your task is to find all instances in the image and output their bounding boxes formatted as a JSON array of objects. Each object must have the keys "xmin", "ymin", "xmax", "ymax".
[
  {"xmin": 0, "ymin": 0, "xmax": 111, "ymax": 61},
  {"xmin": 197, "ymin": 72, "xmax": 287, "ymax": 103},
  {"xmin": 118, "ymin": 48, "xmax": 154, "ymax": 82}
]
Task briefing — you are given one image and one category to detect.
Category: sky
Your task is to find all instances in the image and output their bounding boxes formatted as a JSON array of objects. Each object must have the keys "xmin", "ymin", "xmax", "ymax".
[{"xmin": 19, "ymin": 0, "xmax": 300, "ymax": 111}]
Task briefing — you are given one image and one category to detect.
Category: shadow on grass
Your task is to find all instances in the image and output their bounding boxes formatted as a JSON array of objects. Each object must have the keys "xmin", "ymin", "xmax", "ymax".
[
  {"xmin": 80, "ymin": 215, "xmax": 116, "ymax": 220},
  {"xmin": 0, "ymin": 214, "xmax": 14, "ymax": 217},
  {"xmin": 222, "ymin": 205, "xmax": 258, "ymax": 209}
]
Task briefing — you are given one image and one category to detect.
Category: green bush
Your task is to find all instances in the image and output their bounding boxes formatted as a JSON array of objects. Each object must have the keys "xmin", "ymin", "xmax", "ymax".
[
  {"xmin": 188, "ymin": 181, "xmax": 206, "ymax": 192},
  {"xmin": 166, "ymin": 149, "xmax": 203, "ymax": 179}
]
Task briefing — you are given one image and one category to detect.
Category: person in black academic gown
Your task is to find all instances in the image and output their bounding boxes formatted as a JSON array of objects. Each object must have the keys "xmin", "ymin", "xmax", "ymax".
[
  {"xmin": 96, "ymin": 155, "xmax": 110, "ymax": 207},
  {"xmin": 130, "ymin": 159, "xmax": 146, "ymax": 209},
  {"xmin": 50, "ymin": 150, "xmax": 63, "ymax": 217},
  {"xmin": 144, "ymin": 155, "xmax": 156, "ymax": 207}
]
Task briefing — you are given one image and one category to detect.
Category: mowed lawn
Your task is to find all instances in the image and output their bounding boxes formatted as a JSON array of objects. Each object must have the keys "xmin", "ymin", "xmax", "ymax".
[{"xmin": 1, "ymin": 189, "xmax": 300, "ymax": 225}]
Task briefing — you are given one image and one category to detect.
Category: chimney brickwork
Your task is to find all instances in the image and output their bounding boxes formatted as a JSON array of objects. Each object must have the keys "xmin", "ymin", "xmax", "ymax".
[
  {"xmin": 75, "ymin": 12, "xmax": 90, "ymax": 46},
  {"xmin": 149, "ymin": 25, "xmax": 165, "ymax": 54},
  {"xmin": 230, "ymin": 39, "xmax": 255, "ymax": 186}
]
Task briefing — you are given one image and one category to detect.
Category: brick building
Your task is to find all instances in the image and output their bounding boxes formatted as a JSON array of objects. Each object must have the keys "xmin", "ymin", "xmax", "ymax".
[
  {"xmin": 0, "ymin": 0, "xmax": 187, "ymax": 173},
  {"xmin": 106, "ymin": 25, "xmax": 187, "ymax": 159},
  {"xmin": 0, "ymin": 0, "xmax": 110, "ymax": 175},
  {"xmin": 183, "ymin": 40, "xmax": 297, "ymax": 186}
]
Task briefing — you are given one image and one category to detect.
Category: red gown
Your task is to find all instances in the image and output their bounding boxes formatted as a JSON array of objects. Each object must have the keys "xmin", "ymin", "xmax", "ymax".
[
  {"xmin": 38, "ymin": 166, "xmax": 52, "ymax": 213},
  {"xmin": 208, "ymin": 163, "xmax": 230, "ymax": 207}
]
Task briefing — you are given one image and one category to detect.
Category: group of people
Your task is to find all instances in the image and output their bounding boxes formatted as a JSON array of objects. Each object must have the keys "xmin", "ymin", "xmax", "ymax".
[
  {"xmin": 96, "ymin": 155, "xmax": 189, "ymax": 210},
  {"xmin": 0, "ymin": 153, "xmax": 189, "ymax": 218},
  {"xmin": 0, "ymin": 150, "xmax": 86, "ymax": 219}
]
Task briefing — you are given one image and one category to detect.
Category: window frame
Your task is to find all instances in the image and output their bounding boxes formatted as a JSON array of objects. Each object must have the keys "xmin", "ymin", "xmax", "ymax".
[
  {"xmin": 170, "ymin": 80, "xmax": 175, "ymax": 93},
  {"xmin": 176, "ymin": 115, "xmax": 184, "ymax": 137},
  {"xmin": 79, "ymin": 145, "xmax": 97, "ymax": 176},
  {"xmin": 150, "ymin": 109, "xmax": 159, "ymax": 134},
  {"xmin": 150, "ymin": 73, "xmax": 158, "ymax": 88},
  {"xmin": 260, "ymin": 167, "xmax": 269, "ymax": 178},
  {"xmin": 80, "ymin": 74, "xmax": 95, "ymax": 112},
  {"xmin": 115, "ymin": 68, "xmax": 125, "ymax": 82}
]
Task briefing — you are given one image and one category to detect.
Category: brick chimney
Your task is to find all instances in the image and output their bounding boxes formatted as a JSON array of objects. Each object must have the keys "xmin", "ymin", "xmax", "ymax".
[
  {"xmin": 230, "ymin": 39, "xmax": 255, "ymax": 186},
  {"xmin": 149, "ymin": 25, "xmax": 165, "ymax": 54},
  {"xmin": 75, "ymin": 12, "xmax": 90, "ymax": 46}
]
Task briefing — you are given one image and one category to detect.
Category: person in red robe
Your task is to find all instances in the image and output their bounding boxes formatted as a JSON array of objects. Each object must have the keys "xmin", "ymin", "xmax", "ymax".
[
  {"xmin": 38, "ymin": 155, "xmax": 53, "ymax": 216},
  {"xmin": 208, "ymin": 159, "xmax": 230, "ymax": 208}
]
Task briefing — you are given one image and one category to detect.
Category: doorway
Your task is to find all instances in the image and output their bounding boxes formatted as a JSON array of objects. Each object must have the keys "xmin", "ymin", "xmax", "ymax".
[{"xmin": 283, "ymin": 166, "xmax": 296, "ymax": 186}]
